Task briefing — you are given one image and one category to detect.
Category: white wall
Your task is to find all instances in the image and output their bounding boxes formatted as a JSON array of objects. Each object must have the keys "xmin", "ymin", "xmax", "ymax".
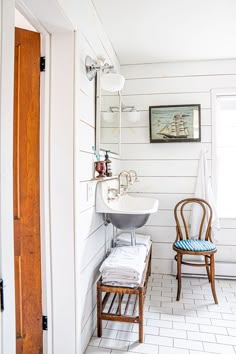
[
  {"xmin": 49, "ymin": 32, "xmax": 76, "ymax": 354},
  {"xmin": 75, "ymin": 33, "xmax": 120, "ymax": 352},
  {"xmin": 120, "ymin": 59, "xmax": 236, "ymax": 275},
  {"xmin": 67, "ymin": 2, "xmax": 121, "ymax": 352},
  {"xmin": 0, "ymin": 1, "xmax": 15, "ymax": 353},
  {"xmin": 15, "ymin": 8, "xmax": 36, "ymax": 31}
]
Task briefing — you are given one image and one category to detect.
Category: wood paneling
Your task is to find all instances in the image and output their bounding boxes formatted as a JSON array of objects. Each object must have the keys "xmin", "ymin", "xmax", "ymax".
[
  {"xmin": 120, "ymin": 60, "xmax": 236, "ymax": 274},
  {"xmin": 79, "ymin": 181, "xmax": 96, "ymax": 212},
  {"xmin": 82, "ymin": 284, "xmax": 97, "ymax": 329},
  {"xmin": 152, "ymin": 243, "xmax": 175, "ymax": 260},
  {"xmin": 219, "ymin": 219, "xmax": 236, "ymax": 229},
  {"xmin": 215, "ymin": 246, "xmax": 236, "ymax": 262},
  {"xmin": 79, "ymin": 151, "xmax": 95, "ymax": 181},
  {"xmin": 76, "ymin": 26, "xmax": 120, "ymax": 352},
  {"xmin": 81, "ymin": 254, "xmax": 104, "ymax": 329},
  {"xmin": 80, "ymin": 206, "xmax": 103, "ymax": 240},
  {"xmin": 138, "ymin": 227, "xmax": 176, "ymax": 243},
  {"xmin": 152, "ymin": 259, "xmax": 173, "ymax": 274},
  {"xmin": 80, "ymin": 224, "xmax": 111, "ymax": 273},
  {"xmin": 121, "ymin": 160, "xmax": 211, "ymax": 177},
  {"xmin": 147, "ymin": 210, "xmax": 184, "ymax": 227},
  {"xmin": 123, "ymin": 74, "xmax": 236, "ymax": 95},
  {"xmin": 121, "ymin": 143, "xmax": 212, "ymax": 160},
  {"xmin": 79, "ymin": 120, "xmax": 95, "ymax": 153},
  {"xmin": 76, "ymin": 11, "xmax": 120, "ymax": 70},
  {"xmin": 121, "ymin": 59, "xmax": 236, "ymax": 79},
  {"xmin": 130, "ymin": 177, "xmax": 196, "ymax": 194},
  {"xmin": 132, "ymin": 193, "xmax": 194, "ymax": 210},
  {"xmin": 100, "ymin": 109, "xmax": 212, "ymax": 128},
  {"xmin": 104, "ymin": 92, "xmax": 211, "ymax": 111},
  {"xmin": 79, "ymin": 90, "xmax": 95, "ymax": 127},
  {"xmin": 120, "ymin": 126, "xmax": 211, "ymax": 144},
  {"xmin": 101, "ymin": 127, "xmax": 119, "ymax": 144}
]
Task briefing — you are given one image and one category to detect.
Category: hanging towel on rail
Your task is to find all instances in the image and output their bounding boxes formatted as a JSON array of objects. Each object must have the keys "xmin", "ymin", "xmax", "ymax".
[{"xmin": 190, "ymin": 149, "xmax": 220, "ymax": 239}]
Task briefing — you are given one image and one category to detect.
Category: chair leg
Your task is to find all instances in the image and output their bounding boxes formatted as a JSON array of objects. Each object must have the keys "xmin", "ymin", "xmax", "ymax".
[
  {"xmin": 210, "ymin": 254, "xmax": 218, "ymax": 304},
  {"xmin": 97, "ymin": 283, "xmax": 102, "ymax": 337},
  {"xmin": 148, "ymin": 248, "xmax": 152, "ymax": 277},
  {"xmin": 175, "ymin": 255, "xmax": 179, "ymax": 279},
  {"xmin": 176, "ymin": 253, "xmax": 182, "ymax": 301},
  {"xmin": 205, "ymin": 256, "xmax": 211, "ymax": 282},
  {"xmin": 138, "ymin": 288, "xmax": 144, "ymax": 343}
]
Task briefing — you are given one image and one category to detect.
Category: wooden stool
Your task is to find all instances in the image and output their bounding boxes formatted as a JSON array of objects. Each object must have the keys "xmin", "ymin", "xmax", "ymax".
[{"xmin": 97, "ymin": 246, "xmax": 151, "ymax": 343}]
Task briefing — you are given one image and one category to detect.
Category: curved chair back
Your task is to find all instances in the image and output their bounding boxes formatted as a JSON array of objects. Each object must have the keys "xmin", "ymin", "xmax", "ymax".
[{"xmin": 174, "ymin": 198, "xmax": 213, "ymax": 242}]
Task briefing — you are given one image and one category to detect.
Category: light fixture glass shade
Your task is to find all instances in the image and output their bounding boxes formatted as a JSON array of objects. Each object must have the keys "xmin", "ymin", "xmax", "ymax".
[
  {"xmin": 101, "ymin": 72, "xmax": 125, "ymax": 92},
  {"xmin": 122, "ymin": 111, "xmax": 140, "ymax": 122}
]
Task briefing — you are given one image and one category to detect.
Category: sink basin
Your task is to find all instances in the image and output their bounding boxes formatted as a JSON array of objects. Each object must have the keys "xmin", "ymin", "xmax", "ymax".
[
  {"xmin": 107, "ymin": 210, "xmax": 150, "ymax": 230},
  {"xmin": 96, "ymin": 178, "xmax": 159, "ymax": 230}
]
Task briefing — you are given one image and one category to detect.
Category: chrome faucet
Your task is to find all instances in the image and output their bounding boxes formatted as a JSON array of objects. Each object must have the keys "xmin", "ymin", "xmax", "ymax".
[{"xmin": 118, "ymin": 170, "xmax": 131, "ymax": 195}]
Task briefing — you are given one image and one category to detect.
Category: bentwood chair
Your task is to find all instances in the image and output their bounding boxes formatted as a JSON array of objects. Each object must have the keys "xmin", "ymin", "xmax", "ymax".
[{"xmin": 173, "ymin": 198, "xmax": 218, "ymax": 304}]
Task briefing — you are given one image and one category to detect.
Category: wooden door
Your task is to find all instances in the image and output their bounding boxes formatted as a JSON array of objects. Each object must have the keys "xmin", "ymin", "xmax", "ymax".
[{"xmin": 14, "ymin": 27, "xmax": 42, "ymax": 354}]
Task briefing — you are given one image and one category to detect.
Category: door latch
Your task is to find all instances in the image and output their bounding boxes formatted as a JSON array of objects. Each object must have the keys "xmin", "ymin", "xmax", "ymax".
[{"xmin": 0, "ymin": 279, "xmax": 4, "ymax": 311}]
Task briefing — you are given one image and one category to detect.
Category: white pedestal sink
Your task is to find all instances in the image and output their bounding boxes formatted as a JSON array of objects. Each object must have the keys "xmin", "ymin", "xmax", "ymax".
[{"xmin": 96, "ymin": 178, "xmax": 159, "ymax": 230}]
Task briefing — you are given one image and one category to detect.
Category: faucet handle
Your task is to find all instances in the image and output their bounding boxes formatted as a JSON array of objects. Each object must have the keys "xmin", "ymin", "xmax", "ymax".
[
  {"xmin": 129, "ymin": 170, "xmax": 138, "ymax": 184},
  {"xmin": 108, "ymin": 187, "xmax": 120, "ymax": 201}
]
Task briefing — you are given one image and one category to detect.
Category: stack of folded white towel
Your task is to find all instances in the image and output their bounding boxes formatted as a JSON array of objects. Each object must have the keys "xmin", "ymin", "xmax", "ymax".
[
  {"xmin": 99, "ymin": 245, "xmax": 147, "ymax": 287},
  {"xmin": 116, "ymin": 233, "xmax": 151, "ymax": 253}
]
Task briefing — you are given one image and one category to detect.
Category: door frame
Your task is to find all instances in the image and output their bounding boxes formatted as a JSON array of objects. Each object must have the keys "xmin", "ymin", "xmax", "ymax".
[
  {"xmin": 0, "ymin": 1, "xmax": 76, "ymax": 354},
  {"xmin": 15, "ymin": 2, "xmax": 53, "ymax": 352},
  {"xmin": 0, "ymin": 1, "xmax": 15, "ymax": 353}
]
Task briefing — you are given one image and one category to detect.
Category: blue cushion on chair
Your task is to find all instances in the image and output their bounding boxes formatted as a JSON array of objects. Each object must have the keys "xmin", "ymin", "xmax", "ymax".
[{"xmin": 174, "ymin": 239, "xmax": 216, "ymax": 252}]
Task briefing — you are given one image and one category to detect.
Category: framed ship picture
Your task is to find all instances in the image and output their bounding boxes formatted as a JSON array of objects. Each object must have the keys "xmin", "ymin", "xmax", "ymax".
[{"xmin": 149, "ymin": 104, "xmax": 201, "ymax": 143}]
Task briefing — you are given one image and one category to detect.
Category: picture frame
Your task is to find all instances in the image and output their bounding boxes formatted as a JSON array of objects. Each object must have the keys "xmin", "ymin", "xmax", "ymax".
[{"xmin": 149, "ymin": 104, "xmax": 201, "ymax": 143}]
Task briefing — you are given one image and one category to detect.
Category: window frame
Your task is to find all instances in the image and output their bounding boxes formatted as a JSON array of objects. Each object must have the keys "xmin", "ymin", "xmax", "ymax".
[{"xmin": 211, "ymin": 88, "xmax": 236, "ymax": 220}]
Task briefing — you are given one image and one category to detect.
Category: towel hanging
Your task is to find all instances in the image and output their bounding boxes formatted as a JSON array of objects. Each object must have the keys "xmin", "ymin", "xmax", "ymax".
[{"xmin": 189, "ymin": 149, "xmax": 220, "ymax": 239}]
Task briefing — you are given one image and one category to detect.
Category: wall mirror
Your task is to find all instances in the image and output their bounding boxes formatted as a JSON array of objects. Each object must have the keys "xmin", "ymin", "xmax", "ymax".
[
  {"xmin": 96, "ymin": 78, "xmax": 121, "ymax": 156},
  {"xmin": 100, "ymin": 89, "xmax": 121, "ymax": 155},
  {"xmin": 85, "ymin": 55, "xmax": 125, "ymax": 156}
]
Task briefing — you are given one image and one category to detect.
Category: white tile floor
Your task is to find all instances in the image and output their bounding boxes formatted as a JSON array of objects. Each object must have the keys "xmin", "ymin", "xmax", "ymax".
[{"xmin": 85, "ymin": 274, "xmax": 236, "ymax": 354}]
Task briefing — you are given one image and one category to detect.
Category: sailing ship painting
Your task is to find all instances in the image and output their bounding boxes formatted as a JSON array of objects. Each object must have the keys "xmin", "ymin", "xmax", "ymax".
[
  {"xmin": 159, "ymin": 114, "xmax": 190, "ymax": 138},
  {"xmin": 149, "ymin": 104, "xmax": 201, "ymax": 143}
]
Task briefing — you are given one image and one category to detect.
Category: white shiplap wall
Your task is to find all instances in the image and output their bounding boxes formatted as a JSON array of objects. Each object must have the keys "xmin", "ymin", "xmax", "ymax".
[
  {"xmin": 120, "ymin": 59, "xmax": 236, "ymax": 276},
  {"xmin": 74, "ymin": 4, "xmax": 120, "ymax": 351}
]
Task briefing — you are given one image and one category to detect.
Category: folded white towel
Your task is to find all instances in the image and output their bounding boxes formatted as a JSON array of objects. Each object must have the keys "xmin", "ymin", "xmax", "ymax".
[
  {"xmin": 101, "ymin": 273, "xmax": 143, "ymax": 287},
  {"xmin": 117, "ymin": 233, "xmax": 150, "ymax": 242},
  {"xmin": 116, "ymin": 233, "xmax": 151, "ymax": 247},
  {"xmin": 116, "ymin": 234, "xmax": 151, "ymax": 256},
  {"xmin": 99, "ymin": 245, "xmax": 147, "ymax": 287},
  {"xmin": 102, "ymin": 278, "xmax": 143, "ymax": 288},
  {"xmin": 100, "ymin": 245, "xmax": 146, "ymax": 274}
]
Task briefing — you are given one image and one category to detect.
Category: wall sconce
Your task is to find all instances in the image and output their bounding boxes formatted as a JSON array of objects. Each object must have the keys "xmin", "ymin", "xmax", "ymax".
[
  {"xmin": 108, "ymin": 104, "xmax": 140, "ymax": 122},
  {"xmin": 85, "ymin": 56, "xmax": 125, "ymax": 92}
]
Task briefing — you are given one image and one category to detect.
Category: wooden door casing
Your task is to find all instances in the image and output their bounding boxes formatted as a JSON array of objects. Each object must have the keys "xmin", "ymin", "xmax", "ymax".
[{"xmin": 14, "ymin": 27, "xmax": 42, "ymax": 354}]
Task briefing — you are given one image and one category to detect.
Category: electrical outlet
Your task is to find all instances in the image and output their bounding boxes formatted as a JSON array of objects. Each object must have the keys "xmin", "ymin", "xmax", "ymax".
[{"xmin": 87, "ymin": 182, "xmax": 94, "ymax": 202}]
